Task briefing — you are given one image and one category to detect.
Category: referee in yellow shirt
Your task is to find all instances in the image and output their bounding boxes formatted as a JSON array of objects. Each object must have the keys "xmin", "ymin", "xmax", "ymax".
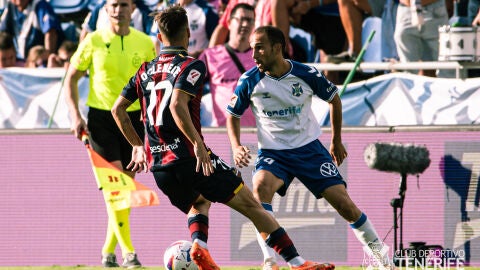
[{"xmin": 64, "ymin": 0, "xmax": 156, "ymax": 267}]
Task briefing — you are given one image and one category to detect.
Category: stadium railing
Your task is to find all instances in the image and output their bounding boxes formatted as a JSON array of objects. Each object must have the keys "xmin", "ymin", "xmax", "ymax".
[{"xmin": 307, "ymin": 61, "xmax": 480, "ymax": 79}]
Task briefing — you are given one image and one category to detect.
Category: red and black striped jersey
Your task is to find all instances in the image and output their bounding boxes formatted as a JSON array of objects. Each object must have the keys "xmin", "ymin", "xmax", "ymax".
[{"xmin": 121, "ymin": 46, "xmax": 206, "ymax": 171}]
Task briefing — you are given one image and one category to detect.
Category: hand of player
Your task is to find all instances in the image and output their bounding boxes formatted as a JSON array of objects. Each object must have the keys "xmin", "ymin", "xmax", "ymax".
[
  {"xmin": 233, "ymin": 145, "xmax": 251, "ymax": 168},
  {"xmin": 127, "ymin": 145, "xmax": 148, "ymax": 173},
  {"xmin": 194, "ymin": 144, "xmax": 214, "ymax": 176},
  {"xmin": 330, "ymin": 141, "xmax": 348, "ymax": 166}
]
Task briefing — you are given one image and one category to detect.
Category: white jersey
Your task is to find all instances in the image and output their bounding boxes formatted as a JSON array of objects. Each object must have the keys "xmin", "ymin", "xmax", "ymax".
[
  {"xmin": 227, "ymin": 60, "xmax": 338, "ymax": 150},
  {"xmin": 150, "ymin": 0, "xmax": 218, "ymax": 53},
  {"xmin": 184, "ymin": 0, "xmax": 218, "ymax": 53}
]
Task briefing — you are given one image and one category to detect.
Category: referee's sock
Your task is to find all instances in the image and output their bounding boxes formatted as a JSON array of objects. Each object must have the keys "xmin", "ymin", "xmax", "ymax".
[
  {"xmin": 106, "ymin": 207, "xmax": 135, "ymax": 256},
  {"xmin": 102, "ymin": 220, "xmax": 118, "ymax": 255}
]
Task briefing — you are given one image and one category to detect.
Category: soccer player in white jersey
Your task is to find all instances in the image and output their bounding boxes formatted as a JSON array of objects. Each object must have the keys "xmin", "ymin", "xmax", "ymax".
[{"xmin": 226, "ymin": 26, "xmax": 392, "ymax": 270}]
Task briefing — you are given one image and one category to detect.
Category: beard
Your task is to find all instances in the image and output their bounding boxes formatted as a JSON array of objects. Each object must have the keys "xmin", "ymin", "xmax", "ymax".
[{"xmin": 256, "ymin": 58, "xmax": 272, "ymax": 73}]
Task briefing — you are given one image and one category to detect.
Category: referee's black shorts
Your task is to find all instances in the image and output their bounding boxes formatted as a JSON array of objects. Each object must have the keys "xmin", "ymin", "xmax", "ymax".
[{"xmin": 87, "ymin": 107, "xmax": 145, "ymax": 170}]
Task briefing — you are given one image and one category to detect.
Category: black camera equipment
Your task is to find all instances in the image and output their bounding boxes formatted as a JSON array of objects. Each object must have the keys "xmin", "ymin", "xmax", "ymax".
[{"xmin": 364, "ymin": 142, "xmax": 431, "ymax": 260}]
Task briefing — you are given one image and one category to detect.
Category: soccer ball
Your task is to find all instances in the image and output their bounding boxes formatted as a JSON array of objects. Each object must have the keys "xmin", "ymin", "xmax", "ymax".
[{"xmin": 163, "ymin": 240, "xmax": 198, "ymax": 270}]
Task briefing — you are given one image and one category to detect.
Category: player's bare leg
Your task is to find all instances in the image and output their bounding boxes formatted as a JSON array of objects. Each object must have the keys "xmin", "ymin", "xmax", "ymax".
[
  {"xmin": 226, "ymin": 183, "xmax": 334, "ymax": 270},
  {"xmin": 322, "ymin": 184, "xmax": 392, "ymax": 268},
  {"xmin": 251, "ymin": 170, "xmax": 303, "ymax": 268}
]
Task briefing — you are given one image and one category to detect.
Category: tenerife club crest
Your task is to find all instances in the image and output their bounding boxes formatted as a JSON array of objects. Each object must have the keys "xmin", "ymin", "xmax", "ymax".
[{"xmin": 292, "ymin": 82, "xmax": 303, "ymax": 97}]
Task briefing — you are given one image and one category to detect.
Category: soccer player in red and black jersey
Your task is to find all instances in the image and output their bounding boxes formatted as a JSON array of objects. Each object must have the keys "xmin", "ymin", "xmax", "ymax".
[{"xmin": 112, "ymin": 5, "xmax": 333, "ymax": 270}]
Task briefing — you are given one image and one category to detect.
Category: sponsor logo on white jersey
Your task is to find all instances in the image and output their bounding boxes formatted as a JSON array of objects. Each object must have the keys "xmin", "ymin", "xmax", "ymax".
[{"xmin": 262, "ymin": 104, "xmax": 304, "ymax": 117}]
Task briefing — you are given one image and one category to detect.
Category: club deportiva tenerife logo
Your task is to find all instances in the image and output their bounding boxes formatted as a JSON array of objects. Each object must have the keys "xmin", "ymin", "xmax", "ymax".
[
  {"xmin": 362, "ymin": 241, "xmax": 466, "ymax": 270},
  {"xmin": 291, "ymin": 82, "xmax": 303, "ymax": 97}
]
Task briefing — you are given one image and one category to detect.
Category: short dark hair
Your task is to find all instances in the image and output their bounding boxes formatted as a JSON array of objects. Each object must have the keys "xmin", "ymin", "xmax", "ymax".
[
  {"xmin": 59, "ymin": 40, "xmax": 78, "ymax": 54},
  {"xmin": 230, "ymin": 3, "xmax": 255, "ymax": 19},
  {"xmin": 0, "ymin": 31, "xmax": 15, "ymax": 51},
  {"xmin": 254, "ymin": 26, "xmax": 286, "ymax": 53},
  {"xmin": 154, "ymin": 5, "xmax": 188, "ymax": 41}
]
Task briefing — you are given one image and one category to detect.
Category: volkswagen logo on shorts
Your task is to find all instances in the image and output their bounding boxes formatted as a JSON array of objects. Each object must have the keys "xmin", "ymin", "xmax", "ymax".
[{"xmin": 320, "ymin": 162, "xmax": 339, "ymax": 177}]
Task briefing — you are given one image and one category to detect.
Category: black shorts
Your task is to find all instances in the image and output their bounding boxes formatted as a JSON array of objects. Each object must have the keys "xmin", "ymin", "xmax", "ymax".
[
  {"xmin": 87, "ymin": 107, "xmax": 145, "ymax": 170},
  {"xmin": 299, "ymin": 12, "xmax": 346, "ymax": 55},
  {"xmin": 152, "ymin": 152, "xmax": 244, "ymax": 214}
]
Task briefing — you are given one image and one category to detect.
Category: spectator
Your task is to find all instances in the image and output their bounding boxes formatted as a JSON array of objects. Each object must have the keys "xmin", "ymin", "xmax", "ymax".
[
  {"xmin": 469, "ymin": 0, "xmax": 480, "ymax": 24},
  {"xmin": 208, "ymin": 0, "xmax": 270, "ymax": 47},
  {"xmin": 215, "ymin": 0, "xmax": 228, "ymax": 17},
  {"xmin": 0, "ymin": 0, "xmax": 64, "ymax": 62},
  {"xmin": 146, "ymin": 0, "xmax": 170, "ymax": 53},
  {"xmin": 210, "ymin": 0, "xmax": 346, "ymax": 84},
  {"xmin": 394, "ymin": 0, "xmax": 448, "ymax": 77},
  {"xmin": 272, "ymin": 0, "xmax": 345, "ymax": 60},
  {"xmin": 271, "ymin": 0, "xmax": 347, "ymax": 83},
  {"xmin": 151, "ymin": 0, "xmax": 219, "ymax": 58},
  {"xmin": 381, "ymin": 0, "xmax": 399, "ymax": 62},
  {"xmin": 325, "ymin": 0, "xmax": 381, "ymax": 63},
  {"xmin": 198, "ymin": 3, "xmax": 256, "ymax": 127},
  {"xmin": 79, "ymin": 0, "xmax": 154, "ymax": 41},
  {"xmin": 24, "ymin": 44, "xmax": 48, "ymax": 68},
  {"xmin": 183, "ymin": 0, "xmax": 219, "ymax": 58},
  {"xmin": 47, "ymin": 40, "xmax": 78, "ymax": 69},
  {"xmin": 0, "ymin": 0, "xmax": 6, "ymax": 15},
  {"xmin": 327, "ymin": 0, "xmax": 399, "ymax": 65},
  {"xmin": 0, "ymin": 31, "xmax": 17, "ymax": 68},
  {"xmin": 466, "ymin": 0, "xmax": 480, "ymax": 78},
  {"xmin": 214, "ymin": 1, "xmax": 344, "ymax": 63}
]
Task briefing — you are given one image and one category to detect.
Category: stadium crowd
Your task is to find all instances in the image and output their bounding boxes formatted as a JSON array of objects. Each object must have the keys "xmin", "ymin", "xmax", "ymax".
[
  {"xmin": 1, "ymin": 1, "xmax": 478, "ymax": 83},
  {"xmin": 0, "ymin": 0, "xmax": 476, "ymax": 128},
  {"xmin": 0, "ymin": 0, "xmax": 478, "ymax": 96},
  {"xmin": 0, "ymin": 0, "xmax": 479, "ymax": 128}
]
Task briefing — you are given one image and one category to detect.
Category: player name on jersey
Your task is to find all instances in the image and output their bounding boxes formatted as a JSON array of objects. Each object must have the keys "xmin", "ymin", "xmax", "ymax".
[{"xmin": 141, "ymin": 61, "xmax": 182, "ymax": 80}]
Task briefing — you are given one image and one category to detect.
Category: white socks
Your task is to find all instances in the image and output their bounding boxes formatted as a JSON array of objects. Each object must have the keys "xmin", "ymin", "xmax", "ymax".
[
  {"xmin": 350, "ymin": 213, "xmax": 379, "ymax": 246},
  {"xmin": 350, "ymin": 213, "xmax": 391, "ymax": 266}
]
